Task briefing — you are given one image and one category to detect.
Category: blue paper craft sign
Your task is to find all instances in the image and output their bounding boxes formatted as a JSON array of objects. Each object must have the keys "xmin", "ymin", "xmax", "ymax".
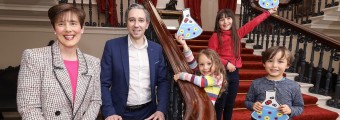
[
  {"xmin": 176, "ymin": 8, "xmax": 203, "ymax": 40},
  {"xmin": 251, "ymin": 90, "xmax": 289, "ymax": 120},
  {"xmin": 251, "ymin": 106, "xmax": 289, "ymax": 120},
  {"xmin": 259, "ymin": 0, "xmax": 279, "ymax": 9}
]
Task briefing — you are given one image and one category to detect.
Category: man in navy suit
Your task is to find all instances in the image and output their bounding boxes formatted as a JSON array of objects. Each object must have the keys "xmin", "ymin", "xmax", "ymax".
[{"xmin": 100, "ymin": 3, "xmax": 169, "ymax": 120}]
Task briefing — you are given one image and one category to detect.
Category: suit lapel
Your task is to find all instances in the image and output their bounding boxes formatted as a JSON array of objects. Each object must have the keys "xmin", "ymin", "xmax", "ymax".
[
  {"xmin": 147, "ymin": 42, "xmax": 156, "ymax": 89},
  {"xmin": 73, "ymin": 48, "xmax": 91, "ymax": 115},
  {"xmin": 121, "ymin": 37, "xmax": 130, "ymax": 86},
  {"xmin": 52, "ymin": 42, "xmax": 73, "ymax": 107}
]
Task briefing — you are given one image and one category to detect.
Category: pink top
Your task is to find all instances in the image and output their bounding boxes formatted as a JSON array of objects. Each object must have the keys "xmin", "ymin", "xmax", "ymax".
[{"xmin": 64, "ymin": 60, "xmax": 79, "ymax": 103}]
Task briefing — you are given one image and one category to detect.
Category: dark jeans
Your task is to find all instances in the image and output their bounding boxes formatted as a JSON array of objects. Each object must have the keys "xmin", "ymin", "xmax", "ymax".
[{"xmin": 215, "ymin": 69, "xmax": 239, "ymax": 120}]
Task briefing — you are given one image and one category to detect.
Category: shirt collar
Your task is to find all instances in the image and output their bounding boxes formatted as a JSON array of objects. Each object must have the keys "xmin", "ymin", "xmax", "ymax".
[{"xmin": 128, "ymin": 34, "xmax": 148, "ymax": 49}]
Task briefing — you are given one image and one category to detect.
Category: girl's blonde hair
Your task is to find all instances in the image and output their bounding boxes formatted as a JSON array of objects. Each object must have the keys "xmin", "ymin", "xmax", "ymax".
[{"xmin": 197, "ymin": 49, "xmax": 228, "ymax": 97}]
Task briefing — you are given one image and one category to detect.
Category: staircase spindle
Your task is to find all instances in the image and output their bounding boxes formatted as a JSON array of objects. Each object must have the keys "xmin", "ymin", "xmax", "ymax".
[
  {"xmin": 288, "ymin": 30, "xmax": 294, "ymax": 51},
  {"xmin": 326, "ymin": 64, "xmax": 340, "ymax": 108},
  {"xmin": 309, "ymin": 43, "xmax": 325, "ymax": 94},
  {"xmin": 325, "ymin": 48, "xmax": 335, "ymax": 95},
  {"xmin": 96, "ymin": 0, "xmax": 101, "ymax": 26},
  {"xmin": 119, "ymin": 0, "xmax": 124, "ymax": 27},
  {"xmin": 276, "ymin": 24, "xmax": 281, "ymax": 46},
  {"xmin": 289, "ymin": 33, "xmax": 302, "ymax": 73},
  {"xmin": 317, "ymin": 0, "xmax": 324, "ymax": 15},
  {"xmin": 285, "ymin": 6, "xmax": 289, "ymax": 20},
  {"xmin": 307, "ymin": 40, "xmax": 316, "ymax": 83},
  {"xmin": 299, "ymin": 2, "xmax": 304, "ymax": 24},
  {"xmin": 297, "ymin": 36, "xmax": 307, "ymax": 82},
  {"xmin": 260, "ymin": 23, "xmax": 265, "ymax": 49},
  {"xmin": 253, "ymin": 25, "xmax": 261, "ymax": 49},
  {"xmin": 85, "ymin": 0, "xmax": 95, "ymax": 26},
  {"xmin": 73, "ymin": 0, "xmax": 76, "ymax": 7},
  {"xmin": 265, "ymin": 21, "xmax": 270, "ymax": 50},
  {"xmin": 247, "ymin": 14, "xmax": 255, "ymax": 43},
  {"xmin": 312, "ymin": 0, "xmax": 316, "ymax": 16},
  {"xmin": 81, "ymin": 0, "xmax": 84, "ymax": 10},
  {"xmin": 294, "ymin": 3, "xmax": 299, "ymax": 23},
  {"xmin": 271, "ymin": 23, "xmax": 276, "ymax": 47},
  {"xmin": 282, "ymin": 27, "xmax": 287, "ymax": 47},
  {"xmin": 103, "ymin": 0, "xmax": 110, "ymax": 26},
  {"xmin": 325, "ymin": 0, "xmax": 329, "ymax": 7},
  {"xmin": 290, "ymin": 5, "xmax": 294, "ymax": 21}
]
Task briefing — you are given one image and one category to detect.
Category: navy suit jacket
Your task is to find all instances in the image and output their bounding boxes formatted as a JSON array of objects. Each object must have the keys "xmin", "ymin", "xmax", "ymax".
[{"xmin": 100, "ymin": 36, "xmax": 169, "ymax": 118}]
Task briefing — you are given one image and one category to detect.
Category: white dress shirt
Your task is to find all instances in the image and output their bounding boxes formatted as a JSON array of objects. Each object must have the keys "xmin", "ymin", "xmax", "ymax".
[{"xmin": 126, "ymin": 35, "xmax": 152, "ymax": 106}]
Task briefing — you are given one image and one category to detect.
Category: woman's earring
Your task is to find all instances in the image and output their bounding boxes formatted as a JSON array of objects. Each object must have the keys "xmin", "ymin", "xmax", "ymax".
[{"xmin": 54, "ymin": 32, "xmax": 56, "ymax": 35}]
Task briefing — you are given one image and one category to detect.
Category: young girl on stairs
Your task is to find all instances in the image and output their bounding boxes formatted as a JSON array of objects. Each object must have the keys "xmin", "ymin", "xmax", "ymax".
[
  {"xmin": 173, "ymin": 34, "xmax": 228, "ymax": 106},
  {"xmin": 208, "ymin": 6, "xmax": 278, "ymax": 120},
  {"xmin": 244, "ymin": 46, "xmax": 304, "ymax": 119}
]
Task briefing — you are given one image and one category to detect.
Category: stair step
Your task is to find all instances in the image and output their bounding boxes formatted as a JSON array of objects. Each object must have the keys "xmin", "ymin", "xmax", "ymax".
[
  {"xmin": 242, "ymin": 61, "xmax": 264, "ymax": 69},
  {"xmin": 239, "ymin": 69, "xmax": 267, "ymax": 80},
  {"xmin": 241, "ymin": 54, "xmax": 262, "ymax": 61},
  {"xmin": 192, "ymin": 34, "xmax": 211, "ymax": 40},
  {"xmin": 238, "ymin": 81, "xmax": 253, "ymax": 93},
  {"xmin": 231, "ymin": 105, "xmax": 339, "ymax": 120},
  {"xmin": 184, "ymin": 40, "xmax": 208, "ymax": 46},
  {"xmin": 234, "ymin": 94, "xmax": 318, "ymax": 109}
]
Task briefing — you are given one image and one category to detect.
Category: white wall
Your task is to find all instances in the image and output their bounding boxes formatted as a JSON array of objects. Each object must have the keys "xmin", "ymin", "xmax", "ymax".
[{"xmin": 0, "ymin": 25, "xmax": 127, "ymax": 69}]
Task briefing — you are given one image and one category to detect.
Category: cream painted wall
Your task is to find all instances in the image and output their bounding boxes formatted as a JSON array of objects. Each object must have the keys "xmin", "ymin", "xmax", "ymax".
[{"xmin": 0, "ymin": 25, "xmax": 127, "ymax": 69}]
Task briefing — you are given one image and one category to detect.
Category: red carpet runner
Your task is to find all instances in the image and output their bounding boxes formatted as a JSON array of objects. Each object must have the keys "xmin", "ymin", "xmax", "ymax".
[{"xmin": 174, "ymin": 31, "xmax": 339, "ymax": 120}]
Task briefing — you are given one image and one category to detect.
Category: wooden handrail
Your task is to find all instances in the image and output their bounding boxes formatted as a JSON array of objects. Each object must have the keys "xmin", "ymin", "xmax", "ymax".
[
  {"xmin": 142, "ymin": 0, "xmax": 216, "ymax": 119},
  {"xmin": 250, "ymin": 0, "xmax": 340, "ymax": 49}
]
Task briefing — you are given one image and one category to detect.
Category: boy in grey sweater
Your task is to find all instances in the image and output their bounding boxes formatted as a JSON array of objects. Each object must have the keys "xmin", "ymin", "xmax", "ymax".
[{"xmin": 244, "ymin": 46, "xmax": 304, "ymax": 119}]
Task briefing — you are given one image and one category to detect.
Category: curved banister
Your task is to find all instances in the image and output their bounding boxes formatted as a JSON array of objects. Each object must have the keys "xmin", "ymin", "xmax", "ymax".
[
  {"xmin": 142, "ymin": 0, "xmax": 216, "ymax": 120},
  {"xmin": 250, "ymin": 0, "xmax": 340, "ymax": 48}
]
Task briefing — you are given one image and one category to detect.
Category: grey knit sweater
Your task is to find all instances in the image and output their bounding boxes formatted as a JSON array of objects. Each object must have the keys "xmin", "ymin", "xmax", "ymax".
[{"xmin": 244, "ymin": 77, "xmax": 304, "ymax": 118}]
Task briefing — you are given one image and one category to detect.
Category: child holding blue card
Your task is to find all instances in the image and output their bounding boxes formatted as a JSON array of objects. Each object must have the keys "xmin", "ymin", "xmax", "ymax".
[{"xmin": 244, "ymin": 46, "xmax": 304, "ymax": 120}]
